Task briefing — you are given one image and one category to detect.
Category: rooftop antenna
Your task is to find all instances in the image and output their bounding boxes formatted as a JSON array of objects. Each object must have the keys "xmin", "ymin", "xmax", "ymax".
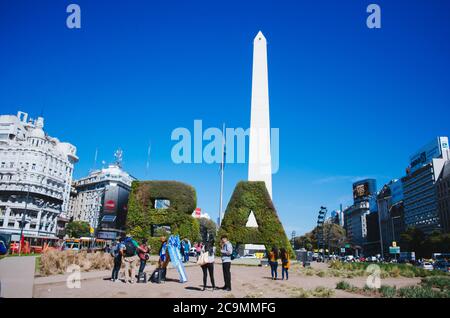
[{"xmin": 114, "ymin": 148, "xmax": 123, "ymax": 168}]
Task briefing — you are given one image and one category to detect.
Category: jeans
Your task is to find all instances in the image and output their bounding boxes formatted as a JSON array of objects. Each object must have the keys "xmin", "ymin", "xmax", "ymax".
[
  {"xmin": 138, "ymin": 259, "xmax": 146, "ymax": 275},
  {"xmin": 269, "ymin": 261, "xmax": 278, "ymax": 279},
  {"xmin": 184, "ymin": 252, "xmax": 189, "ymax": 262},
  {"xmin": 282, "ymin": 267, "xmax": 288, "ymax": 280},
  {"xmin": 111, "ymin": 257, "xmax": 122, "ymax": 280},
  {"xmin": 222, "ymin": 261, "xmax": 231, "ymax": 289},
  {"xmin": 201, "ymin": 263, "xmax": 215, "ymax": 288}
]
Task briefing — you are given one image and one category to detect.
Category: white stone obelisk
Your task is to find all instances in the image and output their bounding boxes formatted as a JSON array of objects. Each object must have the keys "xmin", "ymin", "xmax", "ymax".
[{"xmin": 248, "ymin": 31, "xmax": 272, "ymax": 198}]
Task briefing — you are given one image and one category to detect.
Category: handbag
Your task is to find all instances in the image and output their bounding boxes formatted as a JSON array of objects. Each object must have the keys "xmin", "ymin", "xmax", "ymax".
[{"xmin": 197, "ymin": 251, "xmax": 209, "ymax": 266}]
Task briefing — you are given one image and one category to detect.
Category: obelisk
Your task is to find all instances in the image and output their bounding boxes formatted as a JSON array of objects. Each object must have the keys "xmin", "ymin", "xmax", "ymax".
[{"xmin": 248, "ymin": 31, "xmax": 272, "ymax": 198}]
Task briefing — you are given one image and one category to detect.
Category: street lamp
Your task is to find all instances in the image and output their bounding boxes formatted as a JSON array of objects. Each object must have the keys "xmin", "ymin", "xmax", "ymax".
[
  {"xmin": 17, "ymin": 168, "xmax": 46, "ymax": 255},
  {"xmin": 17, "ymin": 169, "xmax": 31, "ymax": 256}
]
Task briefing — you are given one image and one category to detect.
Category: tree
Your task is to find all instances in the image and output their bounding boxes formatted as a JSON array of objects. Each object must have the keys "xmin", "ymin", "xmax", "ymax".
[
  {"xmin": 65, "ymin": 221, "xmax": 90, "ymax": 238},
  {"xmin": 199, "ymin": 217, "xmax": 217, "ymax": 243},
  {"xmin": 401, "ymin": 227, "xmax": 450, "ymax": 258},
  {"xmin": 294, "ymin": 223, "xmax": 347, "ymax": 253}
]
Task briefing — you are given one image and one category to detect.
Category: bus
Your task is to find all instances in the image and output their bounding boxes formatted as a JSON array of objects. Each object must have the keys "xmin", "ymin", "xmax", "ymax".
[
  {"xmin": 63, "ymin": 237, "xmax": 108, "ymax": 252},
  {"xmin": 432, "ymin": 253, "xmax": 450, "ymax": 262},
  {"xmin": 9, "ymin": 235, "xmax": 60, "ymax": 254}
]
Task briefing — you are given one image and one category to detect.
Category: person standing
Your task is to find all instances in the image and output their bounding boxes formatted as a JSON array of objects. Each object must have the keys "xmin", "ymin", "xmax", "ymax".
[
  {"xmin": 268, "ymin": 247, "xmax": 279, "ymax": 280},
  {"xmin": 110, "ymin": 238, "xmax": 124, "ymax": 282},
  {"xmin": 122, "ymin": 234, "xmax": 139, "ymax": 284},
  {"xmin": 137, "ymin": 239, "xmax": 150, "ymax": 282},
  {"xmin": 156, "ymin": 236, "xmax": 169, "ymax": 283},
  {"xmin": 220, "ymin": 235, "xmax": 232, "ymax": 291},
  {"xmin": 183, "ymin": 238, "xmax": 191, "ymax": 263},
  {"xmin": 280, "ymin": 248, "xmax": 290, "ymax": 280},
  {"xmin": 200, "ymin": 242, "xmax": 216, "ymax": 291},
  {"xmin": 195, "ymin": 242, "xmax": 202, "ymax": 260}
]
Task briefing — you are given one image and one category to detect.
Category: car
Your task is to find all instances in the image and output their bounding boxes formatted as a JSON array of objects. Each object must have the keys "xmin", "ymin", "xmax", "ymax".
[
  {"xmin": 241, "ymin": 254, "xmax": 257, "ymax": 259},
  {"xmin": 421, "ymin": 262, "xmax": 434, "ymax": 271},
  {"xmin": 189, "ymin": 247, "xmax": 196, "ymax": 256},
  {"xmin": 433, "ymin": 261, "xmax": 450, "ymax": 272}
]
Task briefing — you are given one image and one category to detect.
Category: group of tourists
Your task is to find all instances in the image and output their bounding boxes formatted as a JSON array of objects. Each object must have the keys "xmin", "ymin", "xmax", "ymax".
[
  {"xmin": 267, "ymin": 247, "xmax": 290, "ymax": 280},
  {"xmin": 108, "ymin": 234, "xmax": 234, "ymax": 291},
  {"xmin": 110, "ymin": 234, "xmax": 150, "ymax": 284}
]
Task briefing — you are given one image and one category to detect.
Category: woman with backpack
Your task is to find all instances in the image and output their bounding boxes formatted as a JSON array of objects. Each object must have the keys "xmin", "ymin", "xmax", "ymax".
[
  {"xmin": 280, "ymin": 248, "xmax": 290, "ymax": 280},
  {"xmin": 268, "ymin": 247, "xmax": 279, "ymax": 280},
  {"xmin": 198, "ymin": 241, "xmax": 216, "ymax": 291}
]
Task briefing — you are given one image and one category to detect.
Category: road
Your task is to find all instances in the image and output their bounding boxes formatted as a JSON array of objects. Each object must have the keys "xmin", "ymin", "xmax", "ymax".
[{"xmin": 0, "ymin": 256, "xmax": 36, "ymax": 298}]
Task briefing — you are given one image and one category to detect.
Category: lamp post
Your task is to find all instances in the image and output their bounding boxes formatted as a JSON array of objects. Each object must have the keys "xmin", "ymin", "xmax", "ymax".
[{"xmin": 17, "ymin": 169, "xmax": 31, "ymax": 256}]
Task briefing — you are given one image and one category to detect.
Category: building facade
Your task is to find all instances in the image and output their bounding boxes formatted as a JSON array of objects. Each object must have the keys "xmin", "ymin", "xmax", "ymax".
[
  {"xmin": 401, "ymin": 137, "xmax": 449, "ymax": 234},
  {"xmin": 68, "ymin": 162, "xmax": 135, "ymax": 240},
  {"xmin": 344, "ymin": 179, "xmax": 377, "ymax": 256},
  {"xmin": 436, "ymin": 161, "xmax": 450, "ymax": 233},
  {"xmin": 0, "ymin": 111, "xmax": 78, "ymax": 239},
  {"xmin": 376, "ymin": 179, "xmax": 405, "ymax": 257}
]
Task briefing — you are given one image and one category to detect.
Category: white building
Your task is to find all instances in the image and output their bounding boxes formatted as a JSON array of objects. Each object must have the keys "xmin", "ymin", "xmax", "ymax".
[
  {"xmin": 0, "ymin": 111, "xmax": 78, "ymax": 238},
  {"xmin": 68, "ymin": 160, "xmax": 135, "ymax": 239}
]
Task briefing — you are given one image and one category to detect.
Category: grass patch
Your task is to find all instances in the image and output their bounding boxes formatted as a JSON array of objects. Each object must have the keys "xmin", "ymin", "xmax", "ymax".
[
  {"xmin": 34, "ymin": 255, "xmax": 41, "ymax": 275},
  {"xmin": 398, "ymin": 286, "xmax": 446, "ymax": 298},
  {"xmin": 39, "ymin": 250, "xmax": 113, "ymax": 276},
  {"xmin": 329, "ymin": 260, "xmax": 447, "ymax": 278},
  {"xmin": 312, "ymin": 286, "xmax": 334, "ymax": 298},
  {"xmin": 421, "ymin": 276, "xmax": 450, "ymax": 291},
  {"xmin": 379, "ymin": 285, "xmax": 397, "ymax": 298}
]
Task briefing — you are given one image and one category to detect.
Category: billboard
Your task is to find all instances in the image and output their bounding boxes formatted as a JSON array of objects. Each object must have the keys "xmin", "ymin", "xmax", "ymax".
[
  {"xmin": 353, "ymin": 182, "xmax": 370, "ymax": 200},
  {"xmin": 353, "ymin": 179, "xmax": 376, "ymax": 203},
  {"xmin": 409, "ymin": 136, "xmax": 449, "ymax": 173},
  {"xmin": 98, "ymin": 185, "xmax": 130, "ymax": 235}
]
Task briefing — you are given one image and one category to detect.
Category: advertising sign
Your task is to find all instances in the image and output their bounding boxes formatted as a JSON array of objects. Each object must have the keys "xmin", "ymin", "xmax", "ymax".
[
  {"xmin": 353, "ymin": 182, "xmax": 370, "ymax": 200},
  {"xmin": 97, "ymin": 231, "xmax": 117, "ymax": 240},
  {"xmin": 389, "ymin": 246, "xmax": 400, "ymax": 254},
  {"xmin": 409, "ymin": 136, "xmax": 449, "ymax": 173}
]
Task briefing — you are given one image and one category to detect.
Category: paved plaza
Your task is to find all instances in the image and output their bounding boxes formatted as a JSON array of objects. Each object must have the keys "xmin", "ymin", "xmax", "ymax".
[{"xmin": 31, "ymin": 261, "xmax": 420, "ymax": 298}]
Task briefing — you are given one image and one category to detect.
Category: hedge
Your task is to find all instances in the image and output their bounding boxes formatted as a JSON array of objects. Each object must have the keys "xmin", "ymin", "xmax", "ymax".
[
  {"xmin": 126, "ymin": 180, "xmax": 201, "ymax": 250},
  {"xmin": 218, "ymin": 181, "xmax": 294, "ymax": 256}
]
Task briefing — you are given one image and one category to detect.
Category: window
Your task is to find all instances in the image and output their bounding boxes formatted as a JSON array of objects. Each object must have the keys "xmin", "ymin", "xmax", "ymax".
[
  {"xmin": 154, "ymin": 199, "xmax": 170, "ymax": 209},
  {"xmin": 101, "ymin": 215, "xmax": 116, "ymax": 222}
]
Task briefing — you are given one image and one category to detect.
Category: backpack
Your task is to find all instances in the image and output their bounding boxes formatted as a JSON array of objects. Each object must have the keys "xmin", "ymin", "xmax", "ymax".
[{"xmin": 124, "ymin": 239, "xmax": 137, "ymax": 257}]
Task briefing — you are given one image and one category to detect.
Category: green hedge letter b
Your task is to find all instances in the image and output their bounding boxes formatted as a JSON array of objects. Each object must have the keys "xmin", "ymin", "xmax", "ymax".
[
  {"xmin": 66, "ymin": 4, "xmax": 81, "ymax": 29},
  {"xmin": 366, "ymin": 4, "xmax": 381, "ymax": 29}
]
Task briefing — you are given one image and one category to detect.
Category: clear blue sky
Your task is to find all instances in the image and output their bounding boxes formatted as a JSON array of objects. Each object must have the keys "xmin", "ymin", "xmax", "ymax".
[{"xmin": 1, "ymin": 0, "xmax": 449, "ymax": 236}]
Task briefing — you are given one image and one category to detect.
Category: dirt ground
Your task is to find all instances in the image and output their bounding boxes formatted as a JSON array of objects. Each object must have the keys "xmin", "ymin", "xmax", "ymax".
[{"xmin": 33, "ymin": 261, "xmax": 421, "ymax": 298}]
